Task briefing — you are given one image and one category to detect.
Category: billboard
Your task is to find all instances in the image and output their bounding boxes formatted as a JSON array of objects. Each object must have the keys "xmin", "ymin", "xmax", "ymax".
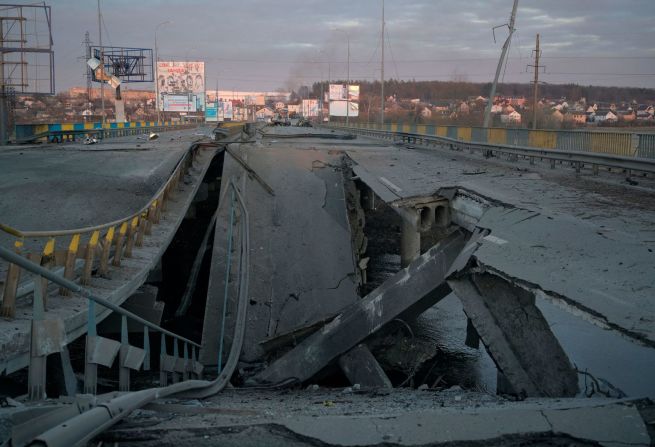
[
  {"xmin": 206, "ymin": 103, "xmax": 218, "ymax": 122},
  {"xmin": 245, "ymin": 94, "xmax": 265, "ymax": 106},
  {"xmin": 302, "ymin": 99, "xmax": 320, "ymax": 117},
  {"xmin": 329, "ymin": 100, "xmax": 359, "ymax": 117},
  {"xmin": 222, "ymin": 101, "xmax": 233, "ymax": 120},
  {"xmin": 157, "ymin": 61, "xmax": 205, "ymax": 111},
  {"xmin": 329, "ymin": 84, "xmax": 359, "ymax": 101},
  {"xmin": 163, "ymin": 95, "xmax": 198, "ymax": 112}
]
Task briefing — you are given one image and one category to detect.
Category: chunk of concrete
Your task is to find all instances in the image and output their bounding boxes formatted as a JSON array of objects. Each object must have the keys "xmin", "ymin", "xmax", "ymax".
[
  {"xmin": 338, "ymin": 344, "xmax": 392, "ymax": 389},
  {"xmin": 449, "ymin": 272, "xmax": 578, "ymax": 397}
]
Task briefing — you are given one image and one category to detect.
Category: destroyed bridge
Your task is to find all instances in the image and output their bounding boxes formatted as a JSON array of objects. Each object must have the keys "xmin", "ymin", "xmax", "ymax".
[{"xmin": 0, "ymin": 122, "xmax": 654, "ymax": 446}]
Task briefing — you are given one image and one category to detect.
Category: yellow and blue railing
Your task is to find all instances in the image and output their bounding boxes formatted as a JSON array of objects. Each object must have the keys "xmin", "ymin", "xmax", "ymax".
[
  {"xmin": 340, "ymin": 123, "xmax": 655, "ymax": 159},
  {"xmin": 14, "ymin": 120, "xmax": 195, "ymax": 143}
]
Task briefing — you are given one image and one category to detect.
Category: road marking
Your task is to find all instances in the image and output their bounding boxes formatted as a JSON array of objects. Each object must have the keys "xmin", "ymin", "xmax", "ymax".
[
  {"xmin": 379, "ymin": 176, "xmax": 402, "ymax": 194},
  {"xmin": 483, "ymin": 235, "xmax": 508, "ymax": 245}
]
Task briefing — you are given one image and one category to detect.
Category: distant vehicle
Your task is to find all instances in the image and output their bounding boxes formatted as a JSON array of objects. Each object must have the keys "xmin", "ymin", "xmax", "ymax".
[{"xmin": 271, "ymin": 112, "xmax": 290, "ymax": 126}]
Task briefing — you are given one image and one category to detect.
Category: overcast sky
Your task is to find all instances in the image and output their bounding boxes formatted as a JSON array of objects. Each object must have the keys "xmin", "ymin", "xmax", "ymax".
[{"xmin": 52, "ymin": 0, "xmax": 655, "ymax": 93}]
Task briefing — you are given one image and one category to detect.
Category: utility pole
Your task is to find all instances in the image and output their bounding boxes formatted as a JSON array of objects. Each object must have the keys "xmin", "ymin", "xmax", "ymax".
[
  {"xmin": 346, "ymin": 34, "xmax": 350, "ymax": 126},
  {"xmin": 97, "ymin": 0, "xmax": 105, "ymax": 125},
  {"xmin": 528, "ymin": 33, "xmax": 541, "ymax": 130},
  {"xmin": 380, "ymin": 0, "xmax": 385, "ymax": 125},
  {"xmin": 0, "ymin": 19, "xmax": 6, "ymax": 144},
  {"xmin": 482, "ymin": 0, "xmax": 519, "ymax": 128},
  {"xmin": 83, "ymin": 31, "xmax": 92, "ymax": 104}
]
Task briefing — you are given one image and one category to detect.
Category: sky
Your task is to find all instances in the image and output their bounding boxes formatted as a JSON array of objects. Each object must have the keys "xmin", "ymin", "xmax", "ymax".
[{"xmin": 50, "ymin": 0, "xmax": 655, "ymax": 93}]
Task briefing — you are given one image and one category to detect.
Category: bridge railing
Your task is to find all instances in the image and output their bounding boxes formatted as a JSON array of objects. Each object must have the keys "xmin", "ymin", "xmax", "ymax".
[
  {"xmin": 0, "ymin": 174, "xmax": 249, "ymax": 405},
  {"xmin": 14, "ymin": 120, "xmax": 196, "ymax": 144},
  {"xmin": 0, "ymin": 140, "xmax": 221, "ymax": 320},
  {"xmin": 2, "ymin": 177, "xmax": 251, "ymax": 445},
  {"xmin": 0, "ymin": 244, "xmax": 204, "ymax": 399},
  {"xmin": 336, "ymin": 122, "xmax": 655, "ymax": 159},
  {"xmin": 327, "ymin": 124, "xmax": 655, "ymax": 176}
]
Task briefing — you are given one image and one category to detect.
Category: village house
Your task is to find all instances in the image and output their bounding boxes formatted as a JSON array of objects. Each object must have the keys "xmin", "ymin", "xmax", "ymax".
[
  {"xmin": 551, "ymin": 109, "xmax": 564, "ymax": 123},
  {"xmin": 500, "ymin": 110, "xmax": 522, "ymax": 124},
  {"xmin": 564, "ymin": 111, "xmax": 587, "ymax": 126},
  {"xmin": 256, "ymin": 107, "xmax": 274, "ymax": 120}
]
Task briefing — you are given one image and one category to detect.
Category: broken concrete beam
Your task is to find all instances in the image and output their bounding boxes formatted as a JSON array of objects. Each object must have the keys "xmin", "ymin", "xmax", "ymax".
[
  {"xmin": 249, "ymin": 229, "xmax": 481, "ymax": 386},
  {"xmin": 338, "ymin": 344, "xmax": 392, "ymax": 389},
  {"xmin": 448, "ymin": 272, "xmax": 578, "ymax": 398}
]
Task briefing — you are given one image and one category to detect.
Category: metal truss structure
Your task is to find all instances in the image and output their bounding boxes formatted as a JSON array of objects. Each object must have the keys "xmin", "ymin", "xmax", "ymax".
[{"xmin": 90, "ymin": 46, "xmax": 153, "ymax": 83}]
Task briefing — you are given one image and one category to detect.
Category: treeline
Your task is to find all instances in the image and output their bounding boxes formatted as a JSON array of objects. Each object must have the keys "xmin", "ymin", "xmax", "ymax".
[{"xmin": 312, "ymin": 80, "xmax": 655, "ymax": 104}]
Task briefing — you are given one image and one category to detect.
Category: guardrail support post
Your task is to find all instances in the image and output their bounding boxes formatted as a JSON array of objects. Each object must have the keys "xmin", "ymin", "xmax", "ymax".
[
  {"xmin": 28, "ymin": 276, "xmax": 47, "ymax": 400},
  {"xmin": 39, "ymin": 238, "xmax": 55, "ymax": 309},
  {"xmin": 81, "ymin": 231, "xmax": 100, "ymax": 286},
  {"xmin": 193, "ymin": 347, "xmax": 201, "ymax": 379},
  {"xmin": 99, "ymin": 227, "xmax": 115, "ymax": 277},
  {"xmin": 119, "ymin": 315, "xmax": 130, "ymax": 392},
  {"xmin": 124, "ymin": 217, "xmax": 138, "ymax": 258},
  {"xmin": 160, "ymin": 334, "xmax": 168, "ymax": 386},
  {"xmin": 0, "ymin": 241, "xmax": 23, "ymax": 318},
  {"xmin": 145, "ymin": 204, "xmax": 155, "ymax": 235},
  {"xmin": 112, "ymin": 222, "xmax": 128, "ymax": 267},
  {"xmin": 183, "ymin": 343, "xmax": 190, "ymax": 381},
  {"xmin": 143, "ymin": 326, "xmax": 150, "ymax": 370},
  {"xmin": 172, "ymin": 340, "xmax": 180, "ymax": 384},
  {"xmin": 84, "ymin": 301, "xmax": 98, "ymax": 395},
  {"xmin": 550, "ymin": 159, "xmax": 556, "ymax": 169},
  {"xmin": 60, "ymin": 234, "xmax": 80, "ymax": 296},
  {"xmin": 592, "ymin": 164, "xmax": 599, "ymax": 176},
  {"xmin": 152, "ymin": 200, "xmax": 161, "ymax": 225},
  {"xmin": 136, "ymin": 214, "xmax": 147, "ymax": 247}
]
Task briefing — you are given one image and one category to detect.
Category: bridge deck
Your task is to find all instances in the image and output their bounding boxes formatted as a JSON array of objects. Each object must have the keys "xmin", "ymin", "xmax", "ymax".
[
  {"xmin": 344, "ymin": 136, "xmax": 655, "ymax": 346},
  {"xmin": 0, "ymin": 129, "xmax": 217, "ymax": 374}
]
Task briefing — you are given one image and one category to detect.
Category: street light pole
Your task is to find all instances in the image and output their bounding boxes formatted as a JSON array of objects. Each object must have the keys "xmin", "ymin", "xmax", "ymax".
[
  {"xmin": 334, "ymin": 28, "xmax": 351, "ymax": 126},
  {"xmin": 154, "ymin": 20, "xmax": 172, "ymax": 124}
]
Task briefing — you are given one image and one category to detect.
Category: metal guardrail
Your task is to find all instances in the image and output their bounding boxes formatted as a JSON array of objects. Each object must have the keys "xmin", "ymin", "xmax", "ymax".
[
  {"xmin": 329, "ymin": 125, "xmax": 655, "ymax": 176},
  {"xmin": 338, "ymin": 122, "xmax": 655, "ymax": 159},
  {"xmin": 4, "ymin": 177, "xmax": 251, "ymax": 446},
  {"xmin": 0, "ymin": 142, "xmax": 203, "ymax": 319}
]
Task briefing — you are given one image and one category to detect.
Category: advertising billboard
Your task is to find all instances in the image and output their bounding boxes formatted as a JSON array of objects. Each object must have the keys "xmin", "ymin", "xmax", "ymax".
[
  {"xmin": 206, "ymin": 103, "xmax": 218, "ymax": 122},
  {"xmin": 245, "ymin": 94, "xmax": 265, "ymax": 106},
  {"xmin": 222, "ymin": 101, "xmax": 233, "ymax": 120},
  {"xmin": 302, "ymin": 99, "xmax": 320, "ymax": 117},
  {"xmin": 329, "ymin": 84, "xmax": 359, "ymax": 101},
  {"xmin": 163, "ymin": 95, "xmax": 197, "ymax": 112},
  {"xmin": 157, "ymin": 61, "xmax": 205, "ymax": 111},
  {"xmin": 329, "ymin": 100, "xmax": 359, "ymax": 117}
]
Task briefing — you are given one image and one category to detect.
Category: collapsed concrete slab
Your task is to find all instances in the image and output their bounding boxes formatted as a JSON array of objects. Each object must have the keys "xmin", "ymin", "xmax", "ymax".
[
  {"xmin": 338, "ymin": 344, "xmax": 392, "ymax": 389},
  {"xmin": 449, "ymin": 272, "xmax": 579, "ymax": 397},
  {"xmin": 249, "ymin": 229, "xmax": 483, "ymax": 386}
]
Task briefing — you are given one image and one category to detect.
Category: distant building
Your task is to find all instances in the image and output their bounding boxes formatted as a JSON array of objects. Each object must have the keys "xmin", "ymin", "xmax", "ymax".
[
  {"xmin": 256, "ymin": 107, "xmax": 274, "ymax": 120},
  {"xmin": 419, "ymin": 107, "xmax": 432, "ymax": 118},
  {"xmin": 500, "ymin": 110, "xmax": 522, "ymax": 124},
  {"xmin": 565, "ymin": 111, "xmax": 587, "ymax": 126}
]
